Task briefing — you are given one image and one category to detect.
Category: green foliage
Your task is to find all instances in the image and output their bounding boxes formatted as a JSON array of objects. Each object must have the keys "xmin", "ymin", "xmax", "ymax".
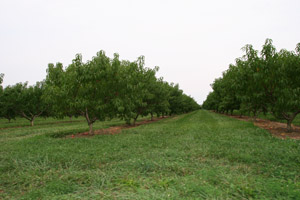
[
  {"xmin": 0, "ymin": 83, "xmax": 19, "ymax": 122},
  {"xmin": 44, "ymin": 50, "xmax": 199, "ymax": 130},
  {"xmin": 203, "ymin": 39, "xmax": 300, "ymax": 131},
  {"xmin": 1, "ymin": 50, "xmax": 199, "ymax": 132},
  {"xmin": 0, "ymin": 82, "xmax": 46, "ymax": 125},
  {"xmin": 116, "ymin": 56, "xmax": 160, "ymax": 124},
  {"xmin": 0, "ymin": 73, "xmax": 3, "ymax": 89},
  {"xmin": 43, "ymin": 62, "xmax": 72, "ymax": 118},
  {"xmin": 19, "ymin": 82, "xmax": 46, "ymax": 124},
  {"xmin": 261, "ymin": 42, "xmax": 300, "ymax": 130},
  {"xmin": 149, "ymin": 79, "xmax": 171, "ymax": 118},
  {"xmin": 46, "ymin": 52, "xmax": 121, "ymax": 134},
  {"xmin": 167, "ymin": 83, "xmax": 200, "ymax": 115}
]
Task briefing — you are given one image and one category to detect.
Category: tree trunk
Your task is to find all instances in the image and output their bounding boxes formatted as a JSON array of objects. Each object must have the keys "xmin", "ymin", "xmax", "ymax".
[
  {"xmin": 83, "ymin": 108, "xmax": 96, "ymax": 135},
  {"xmin": 133, "ymin": 114, "xmax": 139, "ymax": 126},
  {"xmin": 151, "ymin": 113, "xmax": 154, "ymax": 121},
  {"xmin": 253, "ymin": 115, "xmax": 257, "ymax": 122},
  {"xmin": 89, "ymin": 123, "xmax": 94, "ymax": 135},
  {"xmin": 286, "ymin": 114, "xmax": 296, "ymax": 133},
  {"xmin": 21, "ymin": 112, "xmax": 35, "ymax": 126},
  {"xmin": 287, "ymin": 120, "xmax": 292, "ymax": 132},
  {"xmin": 283, "ymin": 111, "xmax": 300, "ymax": 133},
  {"xmin": 252, "ymin": 110, "xmax": 257, "ymax": 122}
]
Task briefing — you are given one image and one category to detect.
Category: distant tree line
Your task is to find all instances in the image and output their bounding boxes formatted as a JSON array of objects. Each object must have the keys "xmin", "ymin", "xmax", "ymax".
[
  {"xmin": 203, "ymin": 39, "xmax": 300, "ymax": 132},
  {"xmin": 0, "ymin": 51, "xmax": 200, "ymax": 134}
]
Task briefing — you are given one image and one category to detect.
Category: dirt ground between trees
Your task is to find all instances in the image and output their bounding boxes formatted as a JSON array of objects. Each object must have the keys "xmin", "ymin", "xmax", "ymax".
[
  {"xmin": 67, "ymin": 116, "xmax": 170, "ymax": 138},
  {"xmin": 225, "ymin": 114, "xmax": 300, "ymax": 140}
]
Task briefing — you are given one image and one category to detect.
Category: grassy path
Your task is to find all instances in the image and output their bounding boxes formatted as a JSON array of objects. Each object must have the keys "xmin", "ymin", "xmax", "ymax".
[{"xmin": 1, "ymin": 110, "xmax": 300, "ymax": 199}]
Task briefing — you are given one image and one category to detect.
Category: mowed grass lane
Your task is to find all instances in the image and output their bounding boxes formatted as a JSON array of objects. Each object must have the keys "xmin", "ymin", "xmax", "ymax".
[{"xmin": 1, "ymin": 110, "xmax": 299, "ymax": 199}]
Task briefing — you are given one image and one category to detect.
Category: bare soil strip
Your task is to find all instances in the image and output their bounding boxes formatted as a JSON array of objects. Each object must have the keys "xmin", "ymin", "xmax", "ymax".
[
  {"xmin": 67, "ymin": 116, "xmax": 169, "ymax": 138},
  {"xmin": 224, "ymin": 114, "xmax": 300, "ymax": 140}
]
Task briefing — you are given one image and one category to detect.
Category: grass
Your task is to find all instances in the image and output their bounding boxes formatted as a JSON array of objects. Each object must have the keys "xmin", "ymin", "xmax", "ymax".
[
  {"xmin": 0, "ymin": 117, "xmax": 84, "ymax": 129},
  {"xmin": 1, "ymin": 110, "xmax": 300, "ymax": 199}
]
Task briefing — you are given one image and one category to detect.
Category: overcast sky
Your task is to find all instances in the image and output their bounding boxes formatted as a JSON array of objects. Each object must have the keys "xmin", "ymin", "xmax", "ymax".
[{"xmin": 0, "ymin": 0, "xmax": 299, "ymax": 104}]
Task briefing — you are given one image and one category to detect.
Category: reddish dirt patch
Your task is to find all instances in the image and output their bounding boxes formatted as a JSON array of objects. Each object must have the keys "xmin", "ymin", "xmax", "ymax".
[
  {"xmin": 225, "ymin": 114, "xmax": 300, "ymax": 140},
  {"xmin": 67, "ymin": 116, "xmax": 169, "ymax": 138}
]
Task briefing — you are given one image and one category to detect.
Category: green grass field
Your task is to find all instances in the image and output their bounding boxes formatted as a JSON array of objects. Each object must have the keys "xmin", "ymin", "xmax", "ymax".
[{"xmin": 1, "ymin": 110, "xmax": 300, "ymax": 199}]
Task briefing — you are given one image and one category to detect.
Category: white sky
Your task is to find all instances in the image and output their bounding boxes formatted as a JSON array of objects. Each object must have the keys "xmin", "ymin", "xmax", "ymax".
[{"xmin": 0, "ymin": 0, "xmax": 299, "ymax": 104}]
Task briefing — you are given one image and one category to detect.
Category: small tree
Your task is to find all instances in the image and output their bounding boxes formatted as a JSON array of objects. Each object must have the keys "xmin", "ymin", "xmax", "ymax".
[
  {"xmin": 45, "ymin": 51, "xmax": 120, "ymax": 134},
  {"xmin": 119, "ymin": 56, "xmax": 159, "ymax": 125},
  {"xmin": 260, "ymin": 40, "xmax": 300, "ymax": 131},
  {"xmin": 18, "ymin": 82, "xmax": 46, "ymax": 126},
  {"xmin": 2, "ymin": 82, "xmax": 46, "ymax": 126}
]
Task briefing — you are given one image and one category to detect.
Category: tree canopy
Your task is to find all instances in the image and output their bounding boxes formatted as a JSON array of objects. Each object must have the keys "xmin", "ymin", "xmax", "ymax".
[
  {"xmin": 42, "ymin": 51, "xmax": 200, "ymax": 134},
  {"xmin": 203, "ymin": 39, "xmax": 300, "ymax": 132},
  {"xmin": 0, "ymin": 51, "xmax": 199, "ymax": 132}
]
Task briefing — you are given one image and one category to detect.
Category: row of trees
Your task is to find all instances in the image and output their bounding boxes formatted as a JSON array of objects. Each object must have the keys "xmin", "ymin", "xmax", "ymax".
[
  {"xmin": 203, "ymin": 39, "xmax": 300, "ymax": 132},
  {"xmin": 0, "ymin": 51, "xmax": 200, "ymax": 134},
  {"xmin": 0, "ymin": 81, "xmax": 47, "ymax": 126}
]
